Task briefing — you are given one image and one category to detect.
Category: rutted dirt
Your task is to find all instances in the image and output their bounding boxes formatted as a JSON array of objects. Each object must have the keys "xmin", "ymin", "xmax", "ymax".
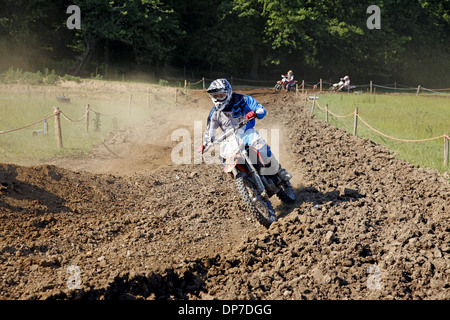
[{"xmin": 0, "ymin": 87, "xmax": 448, "ymax": 300}]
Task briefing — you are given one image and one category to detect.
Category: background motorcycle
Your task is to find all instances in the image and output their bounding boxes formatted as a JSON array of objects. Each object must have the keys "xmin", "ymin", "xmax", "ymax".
[
  {"xmin": 328, "ymin": 80, "xmax": 344, "ymax": 92},
  {"xmin": 204, "ymin": 117, "xmax": 295, "ymax": 228},
  {"xmin": 328, "ymin": 80, "xmax": 356, "ymax": 92},
  {"xmin": 274, "ymin": 75, "xmax": 298, "ymax": 92}
]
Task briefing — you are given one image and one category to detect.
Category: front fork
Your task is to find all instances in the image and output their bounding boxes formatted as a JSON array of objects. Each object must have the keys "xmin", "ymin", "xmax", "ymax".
[{"xmin": 237, "ymin": 150, "xmax": 269, "ymax": 202}]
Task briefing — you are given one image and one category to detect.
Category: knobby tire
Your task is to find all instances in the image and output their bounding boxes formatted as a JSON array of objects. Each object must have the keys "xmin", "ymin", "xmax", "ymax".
[
  {"xmin": 274, "ymin": 83, "xmax": 282, "ymax": 92},
  {"xmin": 276, "ymin": 181, "xmax": 296, "ymax": 204},
  {"xmin": 235, "ymin": 173, "xmax": 275, "ymax": 228}
]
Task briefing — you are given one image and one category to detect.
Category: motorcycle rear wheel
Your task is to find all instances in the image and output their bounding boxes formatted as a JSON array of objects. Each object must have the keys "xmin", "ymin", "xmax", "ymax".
[
  {"xmin": 235, "ymin": 172, "xmax": 276, "ymax": 228},
  {"xmin": 276, "ymin": 181, "xmax": 296, "ymax": 204}
]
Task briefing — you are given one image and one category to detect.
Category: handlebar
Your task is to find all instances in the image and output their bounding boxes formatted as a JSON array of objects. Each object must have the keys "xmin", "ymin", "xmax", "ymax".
[{"xmin": 203, "ymin": 117, "xmax": 255, "ymax": 152}]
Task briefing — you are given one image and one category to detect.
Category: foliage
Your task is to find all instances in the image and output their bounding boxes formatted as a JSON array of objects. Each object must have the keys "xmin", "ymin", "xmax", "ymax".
[
  {"xmin": 70, "ymin": 0, "xmax": 182, "ymax": 64},
  {"xmin": 0, "ymin": 68, "xmax": 81, "ymax": 85},
  {"xmin": 0, "ymin": 0, "xmax": 448, "ymax": 86},
  {"xmin": 61, "ymin": 74, "xmax": 81, "ymax": 83}
]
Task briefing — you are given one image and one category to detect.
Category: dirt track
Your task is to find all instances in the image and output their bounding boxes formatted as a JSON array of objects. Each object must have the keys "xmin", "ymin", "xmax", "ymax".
[{"xmin": 0, "ymin": 86, "xmax": 448, "ymax": 300}]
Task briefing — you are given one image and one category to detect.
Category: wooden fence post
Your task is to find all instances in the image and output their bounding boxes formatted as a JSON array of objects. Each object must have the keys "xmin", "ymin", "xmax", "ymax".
[
  {"xmin": 44, "ymin": 118, "xmax": 48, "ymax": 136},
  {"xmin": 353, "ymin": 107, "xmax": 359, "ymax": 136},
  {"xmin": 53, "ymin": 107, "xmax": 63, "ymax": 148},
  {"xmin": 128, "ymin": 94, "xmax": 132, "ymax": 117},
  {"xmin": 85, "ymin": 104, "xmax": 90, "ymax": 133},
  {"xmin": 301, "ymin": 80, "xmax": 305, "ymax": 94},
  {"xmin": 310, "ymin": 95, "xmax": 316, "ymax": 116},
  {"xmin": 445, "ymin": 134, "xmax": 449, "ymax": 166},
  {"xmin": 320, "ymin": 78, "xmax": 322, "ymax": 92},
  {"xmin": 416, "ymin": 85, "xmax": 421, "ymax": 96},
  {"xmin": 202, "ymin": 77, "xmax": 205, "ymax": 89},
  {"xmin": 370, "ymin": 81, "xmax": 373, "ymax": 94}
]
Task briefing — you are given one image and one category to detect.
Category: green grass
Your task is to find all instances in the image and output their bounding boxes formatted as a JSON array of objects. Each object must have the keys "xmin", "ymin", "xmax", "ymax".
[
  {"xmin": 312, "ymin": 93, "xmax": 450, "ymax": 175},
  {"xmin": 0, "ymin": 82, "xmax": 172, "ymax": 165}
]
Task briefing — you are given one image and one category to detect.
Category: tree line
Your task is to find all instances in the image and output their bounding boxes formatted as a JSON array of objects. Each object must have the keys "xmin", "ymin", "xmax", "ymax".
[{"xmin": 0, "ymin": 0, "xmax": 449, "ymax": 87}]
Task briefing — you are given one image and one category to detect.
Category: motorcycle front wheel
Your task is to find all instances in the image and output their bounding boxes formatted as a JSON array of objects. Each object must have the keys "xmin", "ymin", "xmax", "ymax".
[
  {"xmin": 235, "ymin": 172, "xmax": 276, "ymax": 228},
  {"xmin": 274, "ymin": 83, "xmax": 282, "ymax": 92}
]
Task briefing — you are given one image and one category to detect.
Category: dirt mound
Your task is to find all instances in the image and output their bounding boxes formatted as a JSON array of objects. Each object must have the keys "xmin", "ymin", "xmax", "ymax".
[{"xmin": 0, "ymin": 88, "xmax": 448, "ymax": 300}]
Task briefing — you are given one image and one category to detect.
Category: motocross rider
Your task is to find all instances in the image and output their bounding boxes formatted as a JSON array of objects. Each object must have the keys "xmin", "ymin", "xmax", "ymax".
[
  {"xmin": 285, "ymin": 70, "xmax": 294, "ymax": 91},
  {"xmin": 340, "ymin": 75, "xmax": 350, "ymax": 91},
  {"xmin": 198, "ymin": 78, "xmax": 292, "ymax": 181}
]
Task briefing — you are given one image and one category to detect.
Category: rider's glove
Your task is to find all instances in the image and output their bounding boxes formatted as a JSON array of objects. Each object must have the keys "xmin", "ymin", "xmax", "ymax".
[
  {"xmin": 246, "ymin": 111, "xmax": 257, "ymax": 121},
  {"xmin": 197, "ymin": 145, "xmax": 205, "ymax": 154}
]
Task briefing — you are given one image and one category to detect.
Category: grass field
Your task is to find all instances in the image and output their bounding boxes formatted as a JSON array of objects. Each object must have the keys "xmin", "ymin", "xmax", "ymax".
[
  {"xmin": 1, "ymin": 81, "xmax": 449, "ymax": 176},
  {"xmin": 312, "ymin": 93, "xmax": 450, "ymax": 175},
  {"xmin": 0, "ymin": 80, "xmax": 175, "ymax": 165}
]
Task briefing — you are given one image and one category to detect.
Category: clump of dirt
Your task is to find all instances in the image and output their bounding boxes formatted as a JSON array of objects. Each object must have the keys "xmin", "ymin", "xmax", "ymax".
[{"xmin": 0, "ymin": 88, "xmax": 448, "ymax": 300}]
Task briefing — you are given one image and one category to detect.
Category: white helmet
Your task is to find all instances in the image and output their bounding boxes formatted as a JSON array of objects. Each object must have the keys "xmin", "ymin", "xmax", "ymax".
[
  {"xmin": 344, "ymin": 76, "xmax": 349, "ymax": 80},
  {"xmin": 207, "ymin": 78, "xmax": 233, "ymax": 111}
]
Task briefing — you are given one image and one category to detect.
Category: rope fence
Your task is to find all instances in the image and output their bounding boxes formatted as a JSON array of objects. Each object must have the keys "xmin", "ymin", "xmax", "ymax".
[
  {"xmin": 183, "ymin": 76, "xmax": 450, "ymax": 96},
  {"xmin": 309, "ymin": 97, "xmax": 449, "ymax": 166},
  {"xmin": 1, "ymin": 78, "xmax": 448, "ymax": 165},
  {"xmin": 0, "ymin": 115, "xmax": 55, "ymax": 135},
  {"xmin": 178, "ymin": 76, "xmax": 449, "ymax": 167},
  {"xmin": 0, "ymin": 103, "xmax": 131, "ymax": 150},
  {"xmin": 0, "ymin": 87, "xmax": 182, "ymax": 153},
  {"xmin": 60, "ymin": 108, "xmax": 89, "ymax": 122}
]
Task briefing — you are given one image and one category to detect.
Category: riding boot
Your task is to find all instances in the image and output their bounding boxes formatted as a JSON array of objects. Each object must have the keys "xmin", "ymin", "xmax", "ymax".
[{"xmin": 277, "ymin": 166, "xmax": 293, "ymax": 182}]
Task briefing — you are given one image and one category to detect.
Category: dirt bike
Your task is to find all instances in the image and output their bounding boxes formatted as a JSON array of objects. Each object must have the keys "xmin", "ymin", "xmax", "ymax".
[
  {"xmin": 328, "ymin": 80, "xmax": 356, "ymax": 92},
  {"xmin": 274, "ymin": 75, "xmax": 298, "ymax": 92},
  {"xmin": 203, "ymin": 117, "xmax": 295, "ymax": 228},
  {"xmin": 328, "ymin": 80, "xmax": 344, "ymax": 92}
]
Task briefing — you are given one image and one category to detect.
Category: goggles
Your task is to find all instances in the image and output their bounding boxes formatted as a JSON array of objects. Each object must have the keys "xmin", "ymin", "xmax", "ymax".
[{"xmin": 210, "ymin": 92, "xmax": 228, "ymax": 101}]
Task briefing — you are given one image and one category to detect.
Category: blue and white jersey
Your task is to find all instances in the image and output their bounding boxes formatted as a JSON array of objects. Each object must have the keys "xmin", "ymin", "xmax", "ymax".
[{"xmin": 203, "ymin": 93, "xmax": 266, "ymax": 145}]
